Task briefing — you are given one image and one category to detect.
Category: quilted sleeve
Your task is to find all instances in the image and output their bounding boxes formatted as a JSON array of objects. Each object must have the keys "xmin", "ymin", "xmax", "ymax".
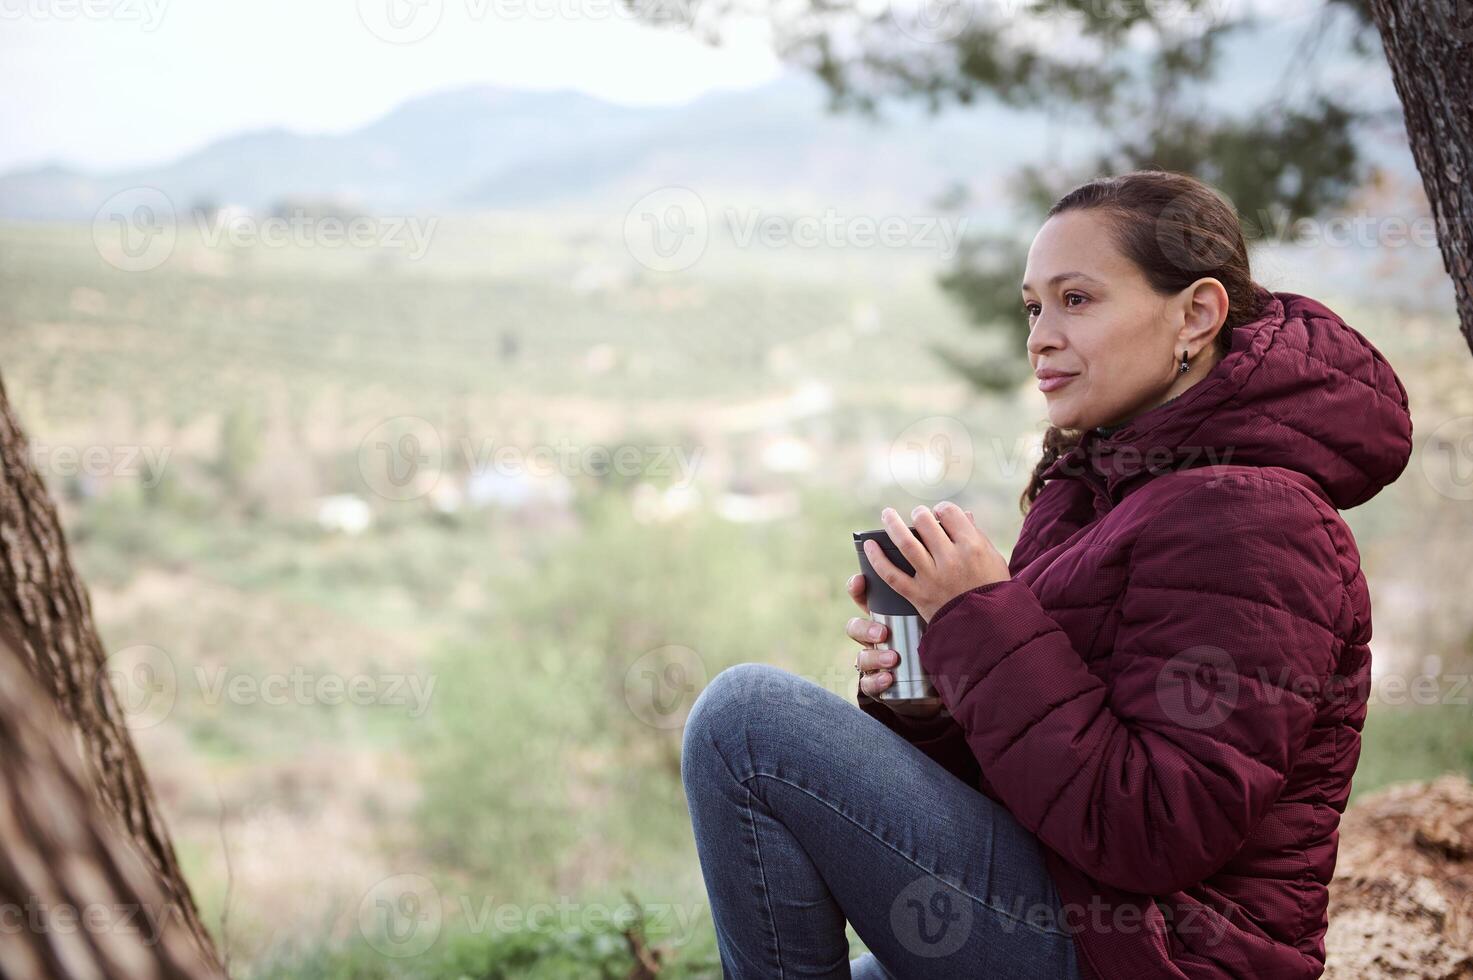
[{"xmin": 916, "ymin": 474, "xmax": 1344, "ymax": 896}]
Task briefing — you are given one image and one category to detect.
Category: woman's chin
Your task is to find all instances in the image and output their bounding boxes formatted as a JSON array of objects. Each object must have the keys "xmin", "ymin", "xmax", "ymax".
[{"xmin": 1045, "ymin": 402, "xmax": 1083, "ymax": 430}]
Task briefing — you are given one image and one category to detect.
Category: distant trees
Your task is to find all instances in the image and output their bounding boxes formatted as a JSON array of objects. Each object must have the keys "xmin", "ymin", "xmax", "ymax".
[{"xmin": 639, "ymin": 0, "xmax": 1473, "ymax": 378}]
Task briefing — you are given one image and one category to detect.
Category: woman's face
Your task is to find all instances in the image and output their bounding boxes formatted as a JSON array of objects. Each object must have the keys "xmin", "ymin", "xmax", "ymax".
[{"xmin": 1020, "ymin": 209, "xmax": 1225, "ymax": 431}]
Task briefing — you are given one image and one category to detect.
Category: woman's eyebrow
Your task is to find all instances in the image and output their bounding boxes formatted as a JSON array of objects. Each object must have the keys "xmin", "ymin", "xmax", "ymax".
[{"xmin": 1020, "ymin": 271, "xmax": 1105, "ymax": 292}]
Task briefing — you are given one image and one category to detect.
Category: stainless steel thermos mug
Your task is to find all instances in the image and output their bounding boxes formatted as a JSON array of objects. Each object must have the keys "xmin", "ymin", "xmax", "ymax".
[{"xmin": 853, "ymin": 526, "xmax": 939, "ymax": 704}]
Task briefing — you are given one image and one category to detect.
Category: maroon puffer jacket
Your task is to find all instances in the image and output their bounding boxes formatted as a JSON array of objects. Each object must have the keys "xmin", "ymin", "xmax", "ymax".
[{"xmin": 859, "ymin": 288, "xmax": 1414, "ymax": 978}]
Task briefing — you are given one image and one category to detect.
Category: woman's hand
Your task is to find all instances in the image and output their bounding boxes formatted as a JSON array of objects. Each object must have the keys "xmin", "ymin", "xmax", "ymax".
[
  {"xmin": 862, "ymin": 502, "xmax": 1011, "ymax": 624},
  {"xmin": 846, "ymin": 572, "xmax": 901, "ymax": 701},
  {"xmin": 847, "ymin": 502, "xmax": 988, "ymax": 719}
]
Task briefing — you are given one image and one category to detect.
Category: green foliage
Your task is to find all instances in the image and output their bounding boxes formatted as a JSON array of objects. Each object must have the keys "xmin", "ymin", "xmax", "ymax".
[
  {"xmin": 409, "ymin": 489, "xmax": 865, "ymax": 895},
  {"xmin": 217, "ymin": 404, "xmax": 264, "ymax": 494},
  {"xmin": 1353, "ymin": 702, "xmax": 1473, "ymax": 802},
  {"xmin": 248, "ymin": 919, "xmax": 694, "ymax": 980},
  {"xmin": 656, "ymin": 0, "xmax": 1387, "ymax": 386}
]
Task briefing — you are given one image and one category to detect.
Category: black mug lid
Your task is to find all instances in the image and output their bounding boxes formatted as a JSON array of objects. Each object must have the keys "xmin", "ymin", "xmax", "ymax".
[{"xmin": 853, "ymin": 526, "xmax": 923, "ymax": 616}]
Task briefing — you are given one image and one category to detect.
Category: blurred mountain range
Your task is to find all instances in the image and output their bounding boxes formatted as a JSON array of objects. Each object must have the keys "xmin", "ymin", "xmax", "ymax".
[
  {"xmin": 0, "ymin": 74, "xmax": 1056, "ymax": 222},
  {"xmin": 0, "ymin": 14, "xmax": 1421, "ymax": 227}
]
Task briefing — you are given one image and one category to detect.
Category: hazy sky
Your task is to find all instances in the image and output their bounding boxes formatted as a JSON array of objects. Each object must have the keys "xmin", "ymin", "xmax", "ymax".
[{"xmin": 0, "ymin": 0, "xmax": 783, "ymax": 173}]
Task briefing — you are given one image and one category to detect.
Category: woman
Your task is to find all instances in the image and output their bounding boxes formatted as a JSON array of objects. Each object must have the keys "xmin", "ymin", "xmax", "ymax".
[{"xmin": 680, "ymin": 170, "xmax": 1414, "ymax": 978}]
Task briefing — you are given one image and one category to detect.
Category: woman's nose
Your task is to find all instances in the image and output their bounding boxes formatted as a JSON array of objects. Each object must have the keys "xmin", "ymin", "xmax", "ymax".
[{"xmin": 1027, "ymin": 314, "xmax": 1065, "ymax": 358}]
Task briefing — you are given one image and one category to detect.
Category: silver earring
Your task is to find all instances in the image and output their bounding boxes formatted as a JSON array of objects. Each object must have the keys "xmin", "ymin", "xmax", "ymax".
[{"xmin": 1178, "ymin": 349, "xmax": 1190, "ymax": 375}]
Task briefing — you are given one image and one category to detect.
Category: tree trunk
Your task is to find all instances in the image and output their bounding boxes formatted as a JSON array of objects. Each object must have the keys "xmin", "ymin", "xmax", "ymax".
[
  {"xmin": 0, "ymin": 634, "xmax": 225, "ymax": 979},
  {"xmin": 0, "ymin": 375, "xmax": 224, "ymax": 973},
  {"xmin": 1368, "ymin": 0, "xmax": 1473, "ymax": 353}
]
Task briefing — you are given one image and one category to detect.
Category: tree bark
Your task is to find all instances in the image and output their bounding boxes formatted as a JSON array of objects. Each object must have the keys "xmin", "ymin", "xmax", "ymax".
[
  {"xmin": 0, "ymin": 375, "xmax": 223, "ymax": 973},
  {"xmin": 1368, "ymin": 0, "xmax": 1473, "ymax": 353},
  {"xmin": 0, "ymin": 634, "xmax": 225, "ymax": 979}
]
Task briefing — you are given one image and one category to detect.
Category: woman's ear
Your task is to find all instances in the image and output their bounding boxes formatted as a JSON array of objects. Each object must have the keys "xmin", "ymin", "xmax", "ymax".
[{"xmin": 1177, "ymin": 277, "xmax": 1230, "ymax": 356}]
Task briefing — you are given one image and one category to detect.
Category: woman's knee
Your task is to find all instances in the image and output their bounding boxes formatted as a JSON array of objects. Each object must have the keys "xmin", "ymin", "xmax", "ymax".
[
  {"xmin": 681, "ymin": 662, "xmax": 845, "ymax": 777},
  {"xmin": 683, "ymin": 662, "xmax": 782, "ymax": 748}
]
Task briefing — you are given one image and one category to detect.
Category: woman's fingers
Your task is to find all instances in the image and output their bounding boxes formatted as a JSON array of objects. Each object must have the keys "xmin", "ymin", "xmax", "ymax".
[
  {"xmin": 859, "ymin": 670, "xmax": 893, "ymax": 698},
  {"xmin": 880, "ymin": 507, "xmax": 934, "ymax": 574},
  {"xmin": 858, "ymin": 643, "xmax": 899, "ymax": 698},
  {"xmin": 846, "ymin": 573, "xmax": 870, "ymax": 614},
  {"xmin": 857, "ymin": 645, "xmax": 899, "ymax": 673},
  {"xmin": 910, "ymin": 504, "xmax": 953, "ymax": 552},
  {"xmin": 847, "ymin": 614, "xmax": 887, "ymax": 645},
  {"xmin": 932, "ymin": 501, "xmax": 976, "ymax": 544}
]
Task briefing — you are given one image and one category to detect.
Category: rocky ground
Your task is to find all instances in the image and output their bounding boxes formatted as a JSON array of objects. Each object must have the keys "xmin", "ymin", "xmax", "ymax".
[{"xmin": 1327, "ymin": 775, "xmax": 1473, "ymax": 978}]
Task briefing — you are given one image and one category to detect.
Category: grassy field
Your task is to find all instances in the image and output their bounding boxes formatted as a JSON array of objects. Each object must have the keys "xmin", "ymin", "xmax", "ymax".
[{"xmin": 2, "ymin": 217, "xmax": 1470, "ymax": 977}]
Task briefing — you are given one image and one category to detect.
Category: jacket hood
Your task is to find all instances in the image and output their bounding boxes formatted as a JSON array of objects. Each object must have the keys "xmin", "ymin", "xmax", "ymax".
[{"xmin": 1041, "ymin": 287, "xmax": 1414, "ymax": 511}]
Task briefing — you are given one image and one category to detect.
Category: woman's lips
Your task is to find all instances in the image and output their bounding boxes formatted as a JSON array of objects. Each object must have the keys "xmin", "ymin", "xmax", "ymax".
[{"xmin": 1038, "ymin": 373, "xmax": 1078, "ymax": 392}]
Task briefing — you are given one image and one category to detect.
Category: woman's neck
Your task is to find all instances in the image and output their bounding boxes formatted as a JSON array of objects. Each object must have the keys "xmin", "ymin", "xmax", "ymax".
[{"xmin": 1095, "ymin": 388, "xmax": 1187, "ymax": 437}]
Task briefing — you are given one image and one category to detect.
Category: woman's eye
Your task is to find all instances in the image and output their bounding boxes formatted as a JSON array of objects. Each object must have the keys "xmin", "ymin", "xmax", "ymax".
[
  {"xmin": 1023, "ymin": 303, "xmax": 1040, "ymax": 317},
  {"xmin": 1065, "ymin": 292, "xmax": 1087, "ymax": 307}
]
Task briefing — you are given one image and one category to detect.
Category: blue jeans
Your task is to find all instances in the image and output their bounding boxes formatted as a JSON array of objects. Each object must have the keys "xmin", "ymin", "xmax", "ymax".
[{"xmin": 681, "ymin": 662, "xmax": 1080, "ymax": 980}]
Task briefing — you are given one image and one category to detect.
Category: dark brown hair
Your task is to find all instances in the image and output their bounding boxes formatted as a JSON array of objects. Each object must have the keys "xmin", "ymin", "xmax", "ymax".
[{"xmin": 1019, "ymin": 170, "xmax": 1264, "ymax": 514}]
